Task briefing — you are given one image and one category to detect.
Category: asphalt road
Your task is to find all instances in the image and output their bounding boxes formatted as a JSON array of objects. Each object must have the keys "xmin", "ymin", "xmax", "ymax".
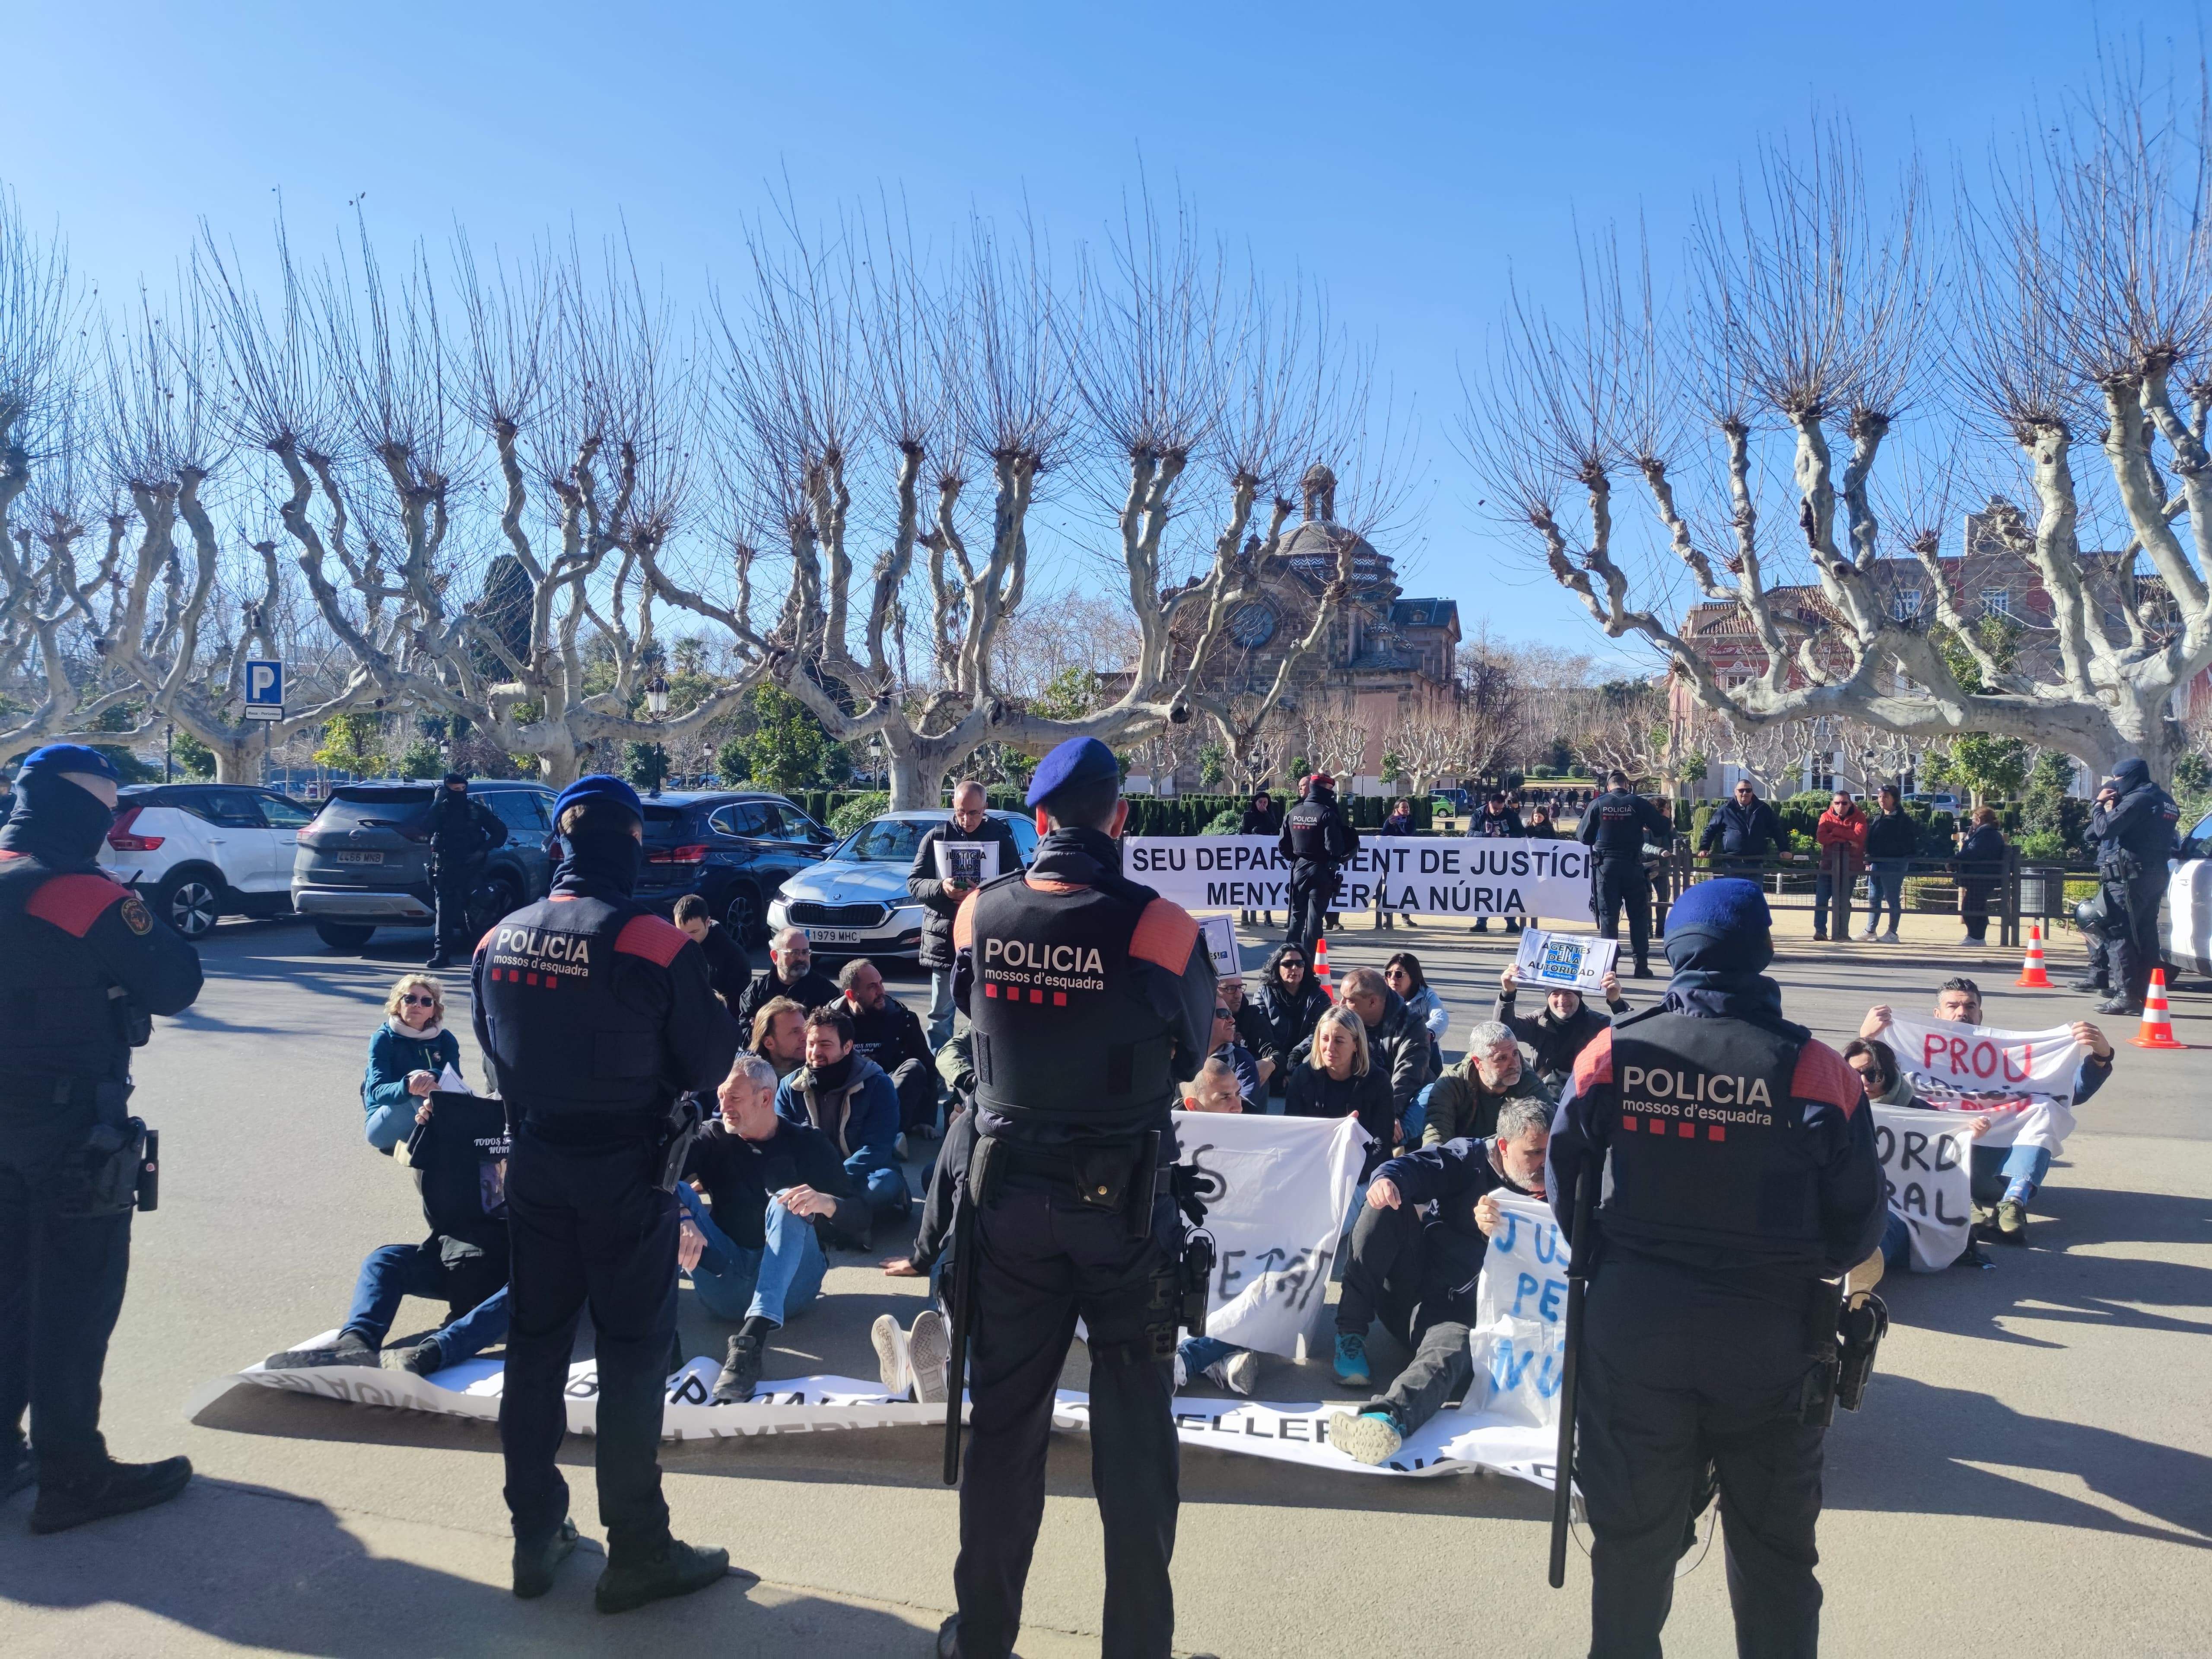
[{"xmin": 1, "ymin": 909, "xmax": 2207, "ymax": 1657}]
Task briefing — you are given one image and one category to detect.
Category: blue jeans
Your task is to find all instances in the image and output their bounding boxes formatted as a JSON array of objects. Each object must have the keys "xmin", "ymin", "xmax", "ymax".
[
  {"xmin": 1880, "ymin": 1211, "xmax": 1911, "ymax": 1269},
  {"xmin": 1970, "ymin": 1143, "xmax": 2052, "ymax": 1207},
  {"xmin": 1402, "ymin": 1083, "xmax": 1435, "ymax": 1147},
  {"xmin": 1865, "ymin": 861, "xmax": 1907, "ymax": 930},
  {"xmin": 1178, "ymin": 1335, "xmax": 1240, "ymax": 1379},
  {"xmin": 928, "ymin": 969, "xmax": 957, "ymax": 1051},
  {"xmin": 849, "ymin": 1154, "xmax": 914, "ymax": 1223},
  {"xmin": 341, "ymin": 1243, "xmax": 509, "ymax": 1364},
  {"xmin": 676, "ymin": 1182, "xmax": 828, "ymax": 1325},
  {"xmin": 1814, "ymin": 870, "xmax": 1853, "ymax": 937}
]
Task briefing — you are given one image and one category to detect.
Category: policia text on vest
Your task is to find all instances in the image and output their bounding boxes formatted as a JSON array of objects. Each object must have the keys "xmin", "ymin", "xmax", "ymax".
[{"xmin": 935, "ymin": 736, "xmax": 1218, "ymax": 1659}]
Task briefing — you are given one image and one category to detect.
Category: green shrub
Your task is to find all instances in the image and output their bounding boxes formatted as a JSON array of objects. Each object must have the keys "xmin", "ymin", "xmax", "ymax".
[
  {"xmin": 828, "ymin": 791, "xmax": 889, "ymax": 836},
  {"xmin": 1201, "ymin": 805, "xmax": 1244, "ymax": 834}
]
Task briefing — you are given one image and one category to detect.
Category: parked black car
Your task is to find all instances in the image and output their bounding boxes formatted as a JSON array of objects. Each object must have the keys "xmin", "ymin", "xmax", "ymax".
[
  {"xmin": 627, "ymin": 791, "xmax": 833, "ymax": 944},
  {"xmin": 292, "ymin": 780, "xmax": 557, "ymax": 952}
]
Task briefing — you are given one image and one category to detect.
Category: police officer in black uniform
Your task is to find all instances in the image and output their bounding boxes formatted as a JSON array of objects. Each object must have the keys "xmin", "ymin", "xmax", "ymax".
[
  {"xmin": 1548, "ymin": 878, "xmax": 1884, "ymax": 1658},
  {"xmin": 2090, "ymin": 757, "xmax": 2179, "ymax": 1017},
  {"xmin": 1278, "ymin": 770, "xmax": 1358, "ymax": 960},
  {"xmin": 1577, "ymin": 769, "xmax": 1675, "ymax": 978},
  {"xmin": 472, "ymin": 774, "xmax": 741, "ymax": 1613},
  {"xmin": 424, "ymin": 772, "xmax": 507, "ymax": 969},
  {"xmin": 0, "ymin": 745, "xmax": 203, "ymax": 1532},
  {"xmin": 939, "ymin": 737, "xmax": 1215, "ymax": 1659}
]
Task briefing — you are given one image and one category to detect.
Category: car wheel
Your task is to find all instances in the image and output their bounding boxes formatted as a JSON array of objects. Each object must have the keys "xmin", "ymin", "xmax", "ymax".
[
  {"xmin": 724, "ymin": 886, "xmax": 764, "ymax": 947},
  {"xmin": 155, "ymin": 870, "xmax": 223, "ymax": 939},
  {"xmin": 313, "ymin": 920, "xmax": 377, "ymax": 952}
]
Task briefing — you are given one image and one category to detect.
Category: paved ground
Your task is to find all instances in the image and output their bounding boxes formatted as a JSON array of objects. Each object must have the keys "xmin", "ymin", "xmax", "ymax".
[{"xmin": 1, "ymin": 906, "xmax": 2208, "ymax": 1656}]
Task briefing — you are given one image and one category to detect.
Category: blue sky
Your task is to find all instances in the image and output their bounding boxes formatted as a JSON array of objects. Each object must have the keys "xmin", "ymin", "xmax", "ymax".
[{"xmin": 3, "ymin": 1, "xmax": 2186, "ymax": 671}]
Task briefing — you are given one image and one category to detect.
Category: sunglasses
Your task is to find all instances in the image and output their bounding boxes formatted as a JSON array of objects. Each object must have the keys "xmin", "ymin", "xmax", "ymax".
[{"xmin": 402, "ymin": 994, "xmax": 439, "ymax": 1008}]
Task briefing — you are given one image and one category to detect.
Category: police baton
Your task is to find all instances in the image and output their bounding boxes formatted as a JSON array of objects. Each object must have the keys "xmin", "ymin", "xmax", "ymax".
[{"xmin": 1548, "ymin": 1155, "xmax": 1596, "ymax": 1590}]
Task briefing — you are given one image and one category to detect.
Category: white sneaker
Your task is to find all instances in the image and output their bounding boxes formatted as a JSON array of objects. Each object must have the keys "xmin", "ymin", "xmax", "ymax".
[
  {"xmin": 1173, "ymin": 1351, "xmax": 1189, "ymax": 1391},
  {"xmin": 1858, "ymin": 927, "xmax": 1878, "ymax": 941},
  {"xmin": 871, "ymin": 1313, "xmax": 911, "ymax": 1396},
  {"xmin": 1218, "ymin": 1349, "xmax": 1261, "ymax": 1396},
  {"xmin": 1880, "ymin": 929, "xmax": 1900, "ymax": 944},
  {"xmin": 907, "ymin": 1309, "xmax": 951, "ymax": 1405},
  {"xmin": 1327, "ymin": 1409, "xmax": 1404, "ymax": 1466}
]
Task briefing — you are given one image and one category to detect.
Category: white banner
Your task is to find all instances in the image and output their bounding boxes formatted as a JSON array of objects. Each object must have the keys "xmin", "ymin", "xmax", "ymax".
[
  {"xmin": 1869, "ymin": 1104, "xmax": 1977, "ymax": 1271},
  {"xmin": 204, "ymin": 1155, "xmax": 1568, "ymax": 1493},
  {"xmin": 1125, "ymin": 835, "xmax": 1594, "ymax": 919},
  {"xmin": 1171, "ymin": 1110, "xmax": 1369, "ymax": 1358},
  {"xmin": 1873, "ymin": 1013, "xmax": 2085, "ymax": 1153}
]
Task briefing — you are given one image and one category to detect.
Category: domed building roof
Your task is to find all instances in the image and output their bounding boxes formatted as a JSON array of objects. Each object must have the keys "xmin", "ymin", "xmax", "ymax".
[{"xmin": 1278, "ymin": 464, "xmax": 1396, "ymax": 597}]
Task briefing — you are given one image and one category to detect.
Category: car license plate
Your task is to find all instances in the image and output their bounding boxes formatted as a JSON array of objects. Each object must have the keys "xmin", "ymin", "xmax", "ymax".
[
  {"xmin": 806, "ymin": 927, "xmax": 864, "ymax": 944},
  {"xmin": 334, "ymin": 851, "xmax": 384, "ymax": 864}
]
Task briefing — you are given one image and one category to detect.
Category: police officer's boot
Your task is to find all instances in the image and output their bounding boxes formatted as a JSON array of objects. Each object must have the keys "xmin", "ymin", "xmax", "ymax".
[
  {"xmin": 29, "ymin": 1455, "xmax": 193, "ymax": 1534},
  {"xmin": 594, "ymin": 1535, "xmax": 731, "ymax": 1615},
  {"xmin": 512, "ymin": 1516, "xmax": 578, "ymax": 1598},
  {"xmin": 2096, "ymin": 991, "xmax": 2141, "ymax": 1016}
]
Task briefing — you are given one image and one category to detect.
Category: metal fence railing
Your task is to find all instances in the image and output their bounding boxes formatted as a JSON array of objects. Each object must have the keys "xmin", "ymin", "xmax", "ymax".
[{"xmin": 1655, "ymin": 848, "xmax": 2078, "ymax": 951}]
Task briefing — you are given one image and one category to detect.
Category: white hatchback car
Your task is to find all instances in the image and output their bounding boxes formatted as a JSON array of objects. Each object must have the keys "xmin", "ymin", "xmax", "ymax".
[{"xmin": 99, "ymin": 782, "xmax": 318, "ymax": 938}]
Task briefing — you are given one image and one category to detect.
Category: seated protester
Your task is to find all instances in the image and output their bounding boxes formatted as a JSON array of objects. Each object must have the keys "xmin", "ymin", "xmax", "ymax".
[
  {"xmin": 674, "ymin": 893, "xmax": 750, "ymax": 1015},
  {"xmin": 268, "ymin": 1085, "xmax": 511, "ymax": 1376},
  {"xmin": 1170, "ymin": 1057, "xmax": 1262, "ymax": 1397},
  {"xmin": 1417, "ymin": 1019, "xmax": 1555, "ymax": 1148},
  {"xmin": 734, "ymin": 927, "xmax": 839, "ymax": 1036},
  {"xmin": 1208, "ymin": 1001, "xmax": 1263, "ymax": 1108},
  {"xmin": 775, "ymin": 1004, "xmax": 912, "ymax": 1236},
  {"xmin": 838, "ymin": 957, "xmax": 938, "ymax": 1138},
  {"xmin": 363, "ymin": 974, "xmax": 463, "ymax": 1152},
  {"xmin": 1859, "ymin": 977, "xmax": 2113, "ymax": 1243},
  {"xmin": 1285, "ymin": 1004, "xmax": 1397, "ymax": 1172},
  {"xmin": 1494, "ymin": 962, "xmax": 1629, "ymax": 1090},
  {"xmin": 1295, "ymin": 967, "xmax": 1431, "ymax": 1140},
  {"xmin": 750, "ymin": 995, "xmax": 808, "ymax": 1081},
  {"xmin": 1843, "ymin": 1038, "xmax": 1994, "ymax": 1274},
  {"xmin": 1217, "ymin": 972, "xmax": 1277, "ymax": 1092},
  {"xmin": 678, "ymin": 1054, "xmax": 863, "ymax": 1404},
  {"xmin": 871, "ymin": 1023, "xmax": 977, "ymax": 1402},
  {"xmin": 1326, "ymin": 1094, "xmax": 1551, "ymax": 1413},
  {"xmin": 1385, "ymin": 951, "xmax": 1449, "ymax": 1076},
  {"xmin": 1250, "ymin": 943, "xmax": 1330, "ymax": 1097}
]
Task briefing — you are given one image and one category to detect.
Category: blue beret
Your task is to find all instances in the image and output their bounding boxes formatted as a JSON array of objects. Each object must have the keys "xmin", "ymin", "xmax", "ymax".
[
  {"xmin": 552, "ymin": 773, "xmax": 643, "ymax": 823},
  {"xmin": 1026, "ymin": 737, "xmax": 1119, "ymax": 807},
  {"xmin": 1664, "ymin": 877, "xmax": 1771, "ymax": 945},
  {"xmin": 19, "ymin": 744, "xmax": 122, "ymax": 782}
]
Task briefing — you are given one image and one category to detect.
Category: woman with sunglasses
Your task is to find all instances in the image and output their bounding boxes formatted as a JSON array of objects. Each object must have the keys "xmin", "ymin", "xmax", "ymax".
[
  {"xmin": 1251, "ymin": 943, "xmax": 1332, "ymax": 1105},
  {"xmin": 364, "ymin": 974, "xmax": 463, "ymax": 1152}
]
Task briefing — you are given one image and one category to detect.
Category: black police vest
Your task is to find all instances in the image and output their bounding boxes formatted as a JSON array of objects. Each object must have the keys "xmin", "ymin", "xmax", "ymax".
[
  {"xmin": 0, "ymin": 853, "xmax": 134, "ymax": 1085},
  {"xmin": 1285, "ymin": 799, "xmax": 1337, "ymax": 862},
  {"xmin": 478, "ymin": 893, "xmax": 672, "ymax": 1116},
  {"xmin": 966, "ymin": 870, "xmax": 1178, "ymax": 1135},
  {"xmin": 1603, "ymin": 1009, "xmax": 1824, "ymax": 1260},
  {"xmin": 1588, "ymin": 790, "xmax": 1652, "ymax": 856}
]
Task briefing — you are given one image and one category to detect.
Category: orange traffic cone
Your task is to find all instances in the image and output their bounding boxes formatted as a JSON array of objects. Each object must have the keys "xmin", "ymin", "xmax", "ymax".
[
  {"xmin": 2015, "ymin": 925, "xmax": 2052, "ymax": 988},
  {"xmin": 1313, "ymin": 935, "xmax": 1334, "ymax": 1001},
  {"xmin": 2131, "ymin": 968, "xmax": 2186, "ymax": 1050}
]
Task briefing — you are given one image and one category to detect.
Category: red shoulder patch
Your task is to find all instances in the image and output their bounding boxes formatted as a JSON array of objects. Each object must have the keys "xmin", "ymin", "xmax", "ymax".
[
  {"xmin": 1129, "ymin": 897, "xmax": 1201, "ymax": 973},
  {"xmin": 1572, "ymin": 1025, "xmax": 1615, "ymax": 1093},
  {"xmin": 614, "ymin": 913, "xmax": 689, "ymax": 967},
  {"xmin": 952, "ymin": 890, "xmax": 979, "ymax": 951},
  {"xmin": 25, "ymin": 872, "xmax": 130, "ymax": 938},
  {"xmin": 1792, "ymin": 1039, "xmax": 1864, "ymax": 1118}
]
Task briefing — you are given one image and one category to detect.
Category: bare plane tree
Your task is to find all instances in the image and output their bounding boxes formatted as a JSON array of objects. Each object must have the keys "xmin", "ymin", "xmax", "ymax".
[{"xmin": 1467, "ymin": 82, "xmax": 2212, "ymax": 782}]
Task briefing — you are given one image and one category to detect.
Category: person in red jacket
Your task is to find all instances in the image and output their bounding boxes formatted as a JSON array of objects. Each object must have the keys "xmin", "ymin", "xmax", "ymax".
[{"xmin": 1813, "ymin": 790, "xmax": 1868, "ymax": 942}]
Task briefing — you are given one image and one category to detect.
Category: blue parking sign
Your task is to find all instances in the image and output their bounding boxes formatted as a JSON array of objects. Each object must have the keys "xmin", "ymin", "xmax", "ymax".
[{"xmin": 244, "ymin": 659, "xmax": 284, "ymax": 720}]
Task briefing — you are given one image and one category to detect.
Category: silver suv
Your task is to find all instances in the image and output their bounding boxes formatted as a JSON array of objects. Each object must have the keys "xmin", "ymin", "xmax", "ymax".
[{"xmin": 292, "ymin": 780, "xmax": 556, "ymax": 952}]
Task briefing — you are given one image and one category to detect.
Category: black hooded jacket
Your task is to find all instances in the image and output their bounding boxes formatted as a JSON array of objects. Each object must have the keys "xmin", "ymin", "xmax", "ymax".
[{"xmin": 0, "ymin": 770, "xmax": 203, "ymax": 1086}]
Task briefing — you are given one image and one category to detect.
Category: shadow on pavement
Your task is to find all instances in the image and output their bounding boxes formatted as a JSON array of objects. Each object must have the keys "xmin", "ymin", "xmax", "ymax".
[
  {"xmin": 1830, "ymin": 1374, "xmax": 2212, "ymax": 1548},
  {"xmin": 0, "ymin": 1472, "xmax": 937, "ymax": 1656},
  {"xmin": 1886, "ymin": 1186, "xmax": 2212, "ymax": 1346}
]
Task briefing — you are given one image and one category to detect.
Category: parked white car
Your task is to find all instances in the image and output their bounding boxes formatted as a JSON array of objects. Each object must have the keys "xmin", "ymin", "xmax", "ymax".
[
  {"xmin": 766, "ymin": 809, "xmax": 1039, "ymax": 959},
  {"xmin": 98, "ymin": 782, "xmax": 318, "ymax": 938}
]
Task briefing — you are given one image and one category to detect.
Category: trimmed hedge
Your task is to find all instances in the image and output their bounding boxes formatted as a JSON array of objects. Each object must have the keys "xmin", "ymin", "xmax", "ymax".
[{"xmin": 788, "ymin": 785, "xmax": 1434, "ymax": 836}]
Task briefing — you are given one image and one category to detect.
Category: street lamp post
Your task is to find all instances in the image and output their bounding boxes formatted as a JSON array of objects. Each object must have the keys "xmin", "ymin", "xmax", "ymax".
[{"xmin": 645, "ymin": 676, "xmax": 671, "ymax": 796}]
